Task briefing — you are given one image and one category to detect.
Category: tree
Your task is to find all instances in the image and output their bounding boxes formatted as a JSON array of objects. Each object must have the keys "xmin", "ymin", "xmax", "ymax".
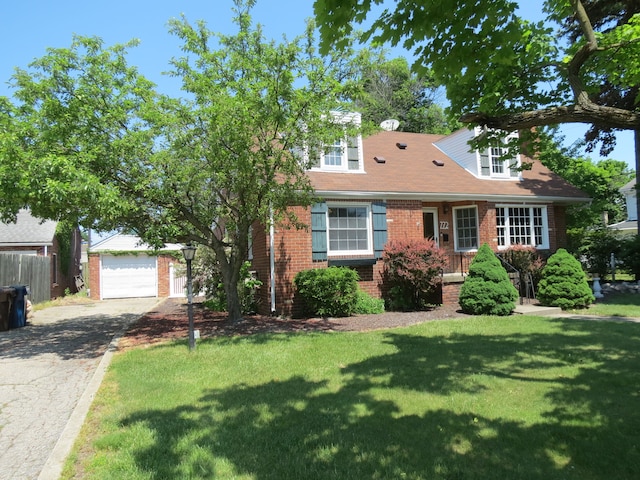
[
  {"xmin": 1, "ymin": 0, "xmax": 360, "ymax": 322},
  {"xmin": 535, "ymin": 128, "xmax": 634, "ymax": 250},
  {"xmin": 314, "ymin": 0, "xmax": 640, "ymax": 229},
  {"xmin": 355, "ymin": 54, "xmax": 454, "ymax": 134}
]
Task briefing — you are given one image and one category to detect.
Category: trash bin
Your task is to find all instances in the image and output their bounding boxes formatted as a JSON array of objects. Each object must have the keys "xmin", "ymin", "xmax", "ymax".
[
  {"xmin": 9, "ymin": 285, "xmax": 29, "ymax": 329},
  {"xmin": 0, "ymin": 287, "xmax": 13, "ymax": 331}
]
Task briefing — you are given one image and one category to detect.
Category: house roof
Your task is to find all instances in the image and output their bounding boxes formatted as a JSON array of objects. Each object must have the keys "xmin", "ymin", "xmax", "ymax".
[
  {"xmin": 307, "ymin": 130, "xmax": 590, "ymax": 204},
  {"xmin": 0, "ymin": 209, "xmax": 57, "ymax": 247},
  {"xmin": 621, "ymin": 178, "xmax": 636, "ymax": 192},
  {"xmin": 609, "ymin": 219, "xmax": 637, "ymax": 232},
  {"xmin": 91, "ymin": 233, "xmax": 183, "ymax": 252}
]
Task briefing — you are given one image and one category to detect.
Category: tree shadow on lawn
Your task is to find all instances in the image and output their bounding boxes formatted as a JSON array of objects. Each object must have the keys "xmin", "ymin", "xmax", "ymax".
[{"xmin": 119, "ymin": 318, "xmax": 640, "ymax": 479}]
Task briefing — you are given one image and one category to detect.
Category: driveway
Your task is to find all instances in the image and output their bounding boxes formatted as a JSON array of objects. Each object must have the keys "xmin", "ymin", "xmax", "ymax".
[{"xmin": 0, "ymin": 297, "xmax": 161, "ymax": 480}]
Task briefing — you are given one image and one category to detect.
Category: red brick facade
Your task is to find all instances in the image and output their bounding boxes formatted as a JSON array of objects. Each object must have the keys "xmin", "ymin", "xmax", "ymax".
[
  {"xmin": 88, "ymin": 252, "xmax": 178, "ymax": 300},
  {"xmin": 251, "ymin": 199, "xmax": 568, "ymax": 316}
]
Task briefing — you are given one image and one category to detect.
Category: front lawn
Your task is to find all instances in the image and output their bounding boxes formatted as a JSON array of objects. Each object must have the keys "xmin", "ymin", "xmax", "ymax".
[
  {"xmin": 577, "ymin": 292, "xmax": 640, "ymax": 317},
  {"xmin": 64, "ymin": 315, "xmax": 640, "ymax": 479}
]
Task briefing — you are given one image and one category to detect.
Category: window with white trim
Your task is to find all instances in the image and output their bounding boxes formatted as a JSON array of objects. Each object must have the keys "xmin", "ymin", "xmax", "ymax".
[
  {"xmin": 317, "ymin": 135, "xmax": 362, "ymax": 171},
  {"xmin": 479, "ymin": 145, "xmax": 519, "ymax": 178},
  {"xmin": 453, "ymin": 206, "xmax": 479, "ymax": 251},
  {"xmin": 327, "ymin": 204, "xmax": 372, "ymax": 255},
  {"xmin": 496, "ymin": 206, "xmax": 549, "ymax": 249}
]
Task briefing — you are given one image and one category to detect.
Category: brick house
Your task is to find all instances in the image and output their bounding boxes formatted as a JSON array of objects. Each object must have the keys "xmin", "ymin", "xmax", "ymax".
[
  {"xmin": 0, "ymin": 209, "xmax": 82, "ymax": 300},
  {"xmin": 250, "ymin": 125, "xmax": 590, "ymax": 316}
]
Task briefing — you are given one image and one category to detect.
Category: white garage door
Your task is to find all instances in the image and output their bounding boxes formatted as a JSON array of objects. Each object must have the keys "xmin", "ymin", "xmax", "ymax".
[{"xmin": 101, "ymin": 255, "xmax": 157, "ymax": 299}]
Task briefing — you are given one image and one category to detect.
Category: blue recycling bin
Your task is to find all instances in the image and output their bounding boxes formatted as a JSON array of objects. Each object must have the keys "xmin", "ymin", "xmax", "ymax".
[{"xmin": 9, "ymin": 285, "xmax": 28, "ymax": 329}]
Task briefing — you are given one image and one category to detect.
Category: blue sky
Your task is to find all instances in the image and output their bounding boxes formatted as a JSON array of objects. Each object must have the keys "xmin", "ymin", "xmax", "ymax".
[{"xmin": 1, "ymin": 0, "xmax": 634, "ymax": 168}]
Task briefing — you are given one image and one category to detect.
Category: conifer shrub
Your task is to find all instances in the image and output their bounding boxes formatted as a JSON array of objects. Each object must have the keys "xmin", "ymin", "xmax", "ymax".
[
  {"xmin": 294, "ymin": 267, "xmax": 359, "ymax": 317},
  {"xmin": 537, "ymin": 248, "xmax": 594, "ymax": 310},
  {"xmin": 459, "ymin": 243, "xmax": 519, "ymax": 316},
  {"xmin": 381, "ymin": 239, "xmax": 447, "ymax": 311}
]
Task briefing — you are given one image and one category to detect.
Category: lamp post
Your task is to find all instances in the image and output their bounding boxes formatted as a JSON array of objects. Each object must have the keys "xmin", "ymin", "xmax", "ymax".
[{"xmin": 181, "ymin": 244, "xmax": 197, "ymax": 351}]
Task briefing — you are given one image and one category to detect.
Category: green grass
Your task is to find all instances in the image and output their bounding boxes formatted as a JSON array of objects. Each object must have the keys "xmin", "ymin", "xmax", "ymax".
[
  {"xmin": 574, "ymin": 292, "xmax": 640, "ymax": 317},
  {"xmin": 64, "ymin": 315, "xmax": 640, "ymax": 480}
]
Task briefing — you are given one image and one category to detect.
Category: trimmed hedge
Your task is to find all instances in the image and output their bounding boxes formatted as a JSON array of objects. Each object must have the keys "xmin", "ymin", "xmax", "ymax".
[
  {"xmin": 537, "ymin": 248, "xmax": 594, "ymax": 310},
  {"xmin": 459, "ymin": 243, "xmax": 518, "ymax": 316},
  {"xmin": 294, "ymin": 267, "xmax": 359, "ymax": 317}
]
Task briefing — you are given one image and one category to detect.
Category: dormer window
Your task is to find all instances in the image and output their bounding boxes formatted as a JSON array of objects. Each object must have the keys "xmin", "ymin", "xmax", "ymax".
[
  {"xmin": 318, "ymin": 135, "xmax": 362, "ymax": 171},
  {"xmin": 307, "ymin": 111, "xmax": 364, "ymax": 173},
  {"xmin": 479, "ymin": 143, "xmax": 520, "ymax": 179}
]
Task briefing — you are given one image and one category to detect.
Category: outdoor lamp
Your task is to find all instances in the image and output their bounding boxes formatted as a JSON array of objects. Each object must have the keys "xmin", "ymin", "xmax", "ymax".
[{"xmin": 182, "ymin": 244, "xmax": 197, "ymax": 350}]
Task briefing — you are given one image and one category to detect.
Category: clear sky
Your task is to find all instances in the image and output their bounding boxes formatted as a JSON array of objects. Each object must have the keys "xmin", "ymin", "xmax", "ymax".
[{"xmin": 1, "ymin": 0, "xmax": 634, "ymax": 168}]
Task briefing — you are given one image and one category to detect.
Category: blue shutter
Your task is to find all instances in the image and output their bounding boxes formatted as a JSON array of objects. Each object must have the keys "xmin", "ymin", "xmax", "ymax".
[
  {"xmin": 372, "ymin": 202, "xmax": 388, "ymax": 259},
  {"xmin": 311, "ymin": 202, "xmax": 327, "ymax": 261}
]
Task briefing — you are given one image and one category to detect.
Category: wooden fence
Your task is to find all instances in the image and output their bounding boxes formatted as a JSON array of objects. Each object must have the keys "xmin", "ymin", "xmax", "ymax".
[{"xmin": 0, "ymin": 254, "xmax": 50, "ymax": 304}]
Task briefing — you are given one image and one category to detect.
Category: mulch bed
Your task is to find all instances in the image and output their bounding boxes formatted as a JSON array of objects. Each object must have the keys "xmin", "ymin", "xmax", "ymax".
[{"xmin": 119, "ymin": 297, "xmax": 471, "ymax": 349}]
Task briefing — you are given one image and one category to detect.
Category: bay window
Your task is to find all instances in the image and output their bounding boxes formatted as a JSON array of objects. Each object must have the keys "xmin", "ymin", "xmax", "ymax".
[{"xmin": 496, "ymin": 206, "xmax": 549, "ymax": 249}]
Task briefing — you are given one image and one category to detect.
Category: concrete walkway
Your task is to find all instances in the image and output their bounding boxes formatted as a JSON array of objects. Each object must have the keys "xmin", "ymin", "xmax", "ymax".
[{"xmin": 0, "ymin": 297, "xmax": 161, "ymax": 480}]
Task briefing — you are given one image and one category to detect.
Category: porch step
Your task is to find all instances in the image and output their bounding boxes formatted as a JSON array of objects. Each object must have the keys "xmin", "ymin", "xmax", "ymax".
[{"xmin": 514, "ymin": 303, "xmax": 563, "ymax": 316}]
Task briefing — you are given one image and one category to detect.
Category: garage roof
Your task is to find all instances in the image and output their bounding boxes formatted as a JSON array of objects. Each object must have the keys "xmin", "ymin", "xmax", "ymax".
[{"xmin": 91, "ymin": 234, "xmax": 182, "ymax": 252}]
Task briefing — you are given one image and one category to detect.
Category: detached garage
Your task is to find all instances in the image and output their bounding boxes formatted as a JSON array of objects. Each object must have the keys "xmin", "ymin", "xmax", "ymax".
[{"xmin": 88, "ymin": 234, "xmax": 183, "ymax": 300}]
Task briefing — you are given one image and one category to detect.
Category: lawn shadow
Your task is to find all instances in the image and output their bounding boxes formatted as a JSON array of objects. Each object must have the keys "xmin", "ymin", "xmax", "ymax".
[{"xmin": 118, "ymin": 317, "xmax": 640, "ymax": 479}]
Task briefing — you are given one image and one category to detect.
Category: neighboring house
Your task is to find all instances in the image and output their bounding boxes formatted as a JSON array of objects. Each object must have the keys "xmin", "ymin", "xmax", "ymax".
[
  {"xmin": 88, "ymin": 234, "xmax": 184, "ymax": 300},
  {"xmin": 0, "ymin": 209, "xmax": 82, "ymax": 300},
  {"xmin": 250, "ymin": 125, "xmax": 590, "ymax": 316},
  {"xmin": 609, "ymin": 178, "xmax": 637, "ymax": 234}
]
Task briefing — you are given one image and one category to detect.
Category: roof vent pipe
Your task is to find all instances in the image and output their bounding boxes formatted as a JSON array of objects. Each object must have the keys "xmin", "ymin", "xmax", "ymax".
[{"xmin": 396, "ymin": 142, "xmax": 407, "ymax": 149}]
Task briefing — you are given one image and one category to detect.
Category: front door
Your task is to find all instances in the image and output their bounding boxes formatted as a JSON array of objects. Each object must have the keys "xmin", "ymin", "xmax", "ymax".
[{"xmin": 423, "ymin": 208, "xmax": 439, "ymax": 246}]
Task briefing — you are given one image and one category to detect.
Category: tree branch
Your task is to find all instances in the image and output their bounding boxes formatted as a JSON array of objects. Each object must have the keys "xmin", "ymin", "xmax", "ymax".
[{"xmin": 460, "ymin": 103, "xmax": 640, "ymax": 131}]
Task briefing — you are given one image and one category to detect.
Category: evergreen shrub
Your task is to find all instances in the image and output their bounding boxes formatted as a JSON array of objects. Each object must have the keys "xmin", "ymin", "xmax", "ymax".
[
  {"xmin": 294, "ymin": 267, "xmax": 359, "ymax": 317},
  {"xmin": 382, "ymin": 238, "xmax": 447, "ymax": 311},
  {"xmin": 537, "ymin": 248, "xmax": 594, "ymax": 310},
  {"xmin": 459, "ymin": 243, "xmax": 518, "ymax": 316}
]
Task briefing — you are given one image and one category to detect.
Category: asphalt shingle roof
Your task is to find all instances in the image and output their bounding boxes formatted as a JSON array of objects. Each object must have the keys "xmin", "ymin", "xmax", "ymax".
[
  {"xmin": 0, "ymin": 209, "xmax": 57, "ymax": 246},
  {"xmin": 307, "ymin": 130, "xmax": 589, "ymax": 203}
]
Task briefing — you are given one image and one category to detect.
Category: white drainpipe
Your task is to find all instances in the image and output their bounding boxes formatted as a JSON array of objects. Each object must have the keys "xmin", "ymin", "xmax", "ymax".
[{"xmin": 269, "ymin": 210, "xmax": 276, "ymax": 315}]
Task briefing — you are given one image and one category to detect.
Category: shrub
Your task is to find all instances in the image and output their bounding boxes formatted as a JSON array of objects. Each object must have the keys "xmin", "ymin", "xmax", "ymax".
[
  {"xmin": 459, "ymin": 243, "xmax": 519, "ymax": 316},
  {"xmin": 579, "ymin": 226, "xmax": 623, "ymax": 278},
  {"xmin": 537, "ymin": 248, "xmax": 594, "ymax": 310},
  {"xmin": 354, "ymin": 290, "xmax": 385, "ymax": 314},
  {"xmin": 382, "ymin": 238, "xmax": 447, "ymax": 311},
  {"xmin": 198, "ymin": 257, "xmax": 262, "ymax": 314},
  {"xmin": 500, "ymin": 245, "xmax": 546, "ymax": 296},
  {"xmin": 294, "ymin": 267, "xmax": 359, "ymax": 317},
  {"xmin": 619, "ymin": 235, "xmax": 640, "ymax": 280}
]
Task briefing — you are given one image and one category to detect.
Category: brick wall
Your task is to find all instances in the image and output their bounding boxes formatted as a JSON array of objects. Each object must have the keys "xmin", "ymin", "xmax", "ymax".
[
  {"xmin": 254, "ymin": 199, "xmax": 567, "ymax": 316},
  {"xmin": 88, "ymin": 253, "xmax": 100, "ymax": 300},
  {"xmin": 87, "ymin": 253, "xmax": 176, "ymax": 300}
]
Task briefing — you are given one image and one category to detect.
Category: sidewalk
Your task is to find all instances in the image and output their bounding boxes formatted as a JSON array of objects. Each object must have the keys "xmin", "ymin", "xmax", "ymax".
[{"xmin": 0, "ymin": 297, "xmax": 161, "ymax": 480}]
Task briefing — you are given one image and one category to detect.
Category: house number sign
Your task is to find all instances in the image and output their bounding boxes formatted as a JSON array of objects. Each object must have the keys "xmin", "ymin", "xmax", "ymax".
[{"xmin": 440, "ymin": 221, "xmax": 449, "ymax": 230}]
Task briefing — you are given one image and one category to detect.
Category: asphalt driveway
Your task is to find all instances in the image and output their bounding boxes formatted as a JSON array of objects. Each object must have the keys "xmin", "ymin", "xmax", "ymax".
[{"xmin": 0, "ymin": 297, "xmax": 161, "ymax": 480}]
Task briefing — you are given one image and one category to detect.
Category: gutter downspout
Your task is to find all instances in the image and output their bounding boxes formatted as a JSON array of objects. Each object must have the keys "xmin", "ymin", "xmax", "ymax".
[{"xmin": 269, "ymin": 210, "xmax": 276, "ymax": 315}]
